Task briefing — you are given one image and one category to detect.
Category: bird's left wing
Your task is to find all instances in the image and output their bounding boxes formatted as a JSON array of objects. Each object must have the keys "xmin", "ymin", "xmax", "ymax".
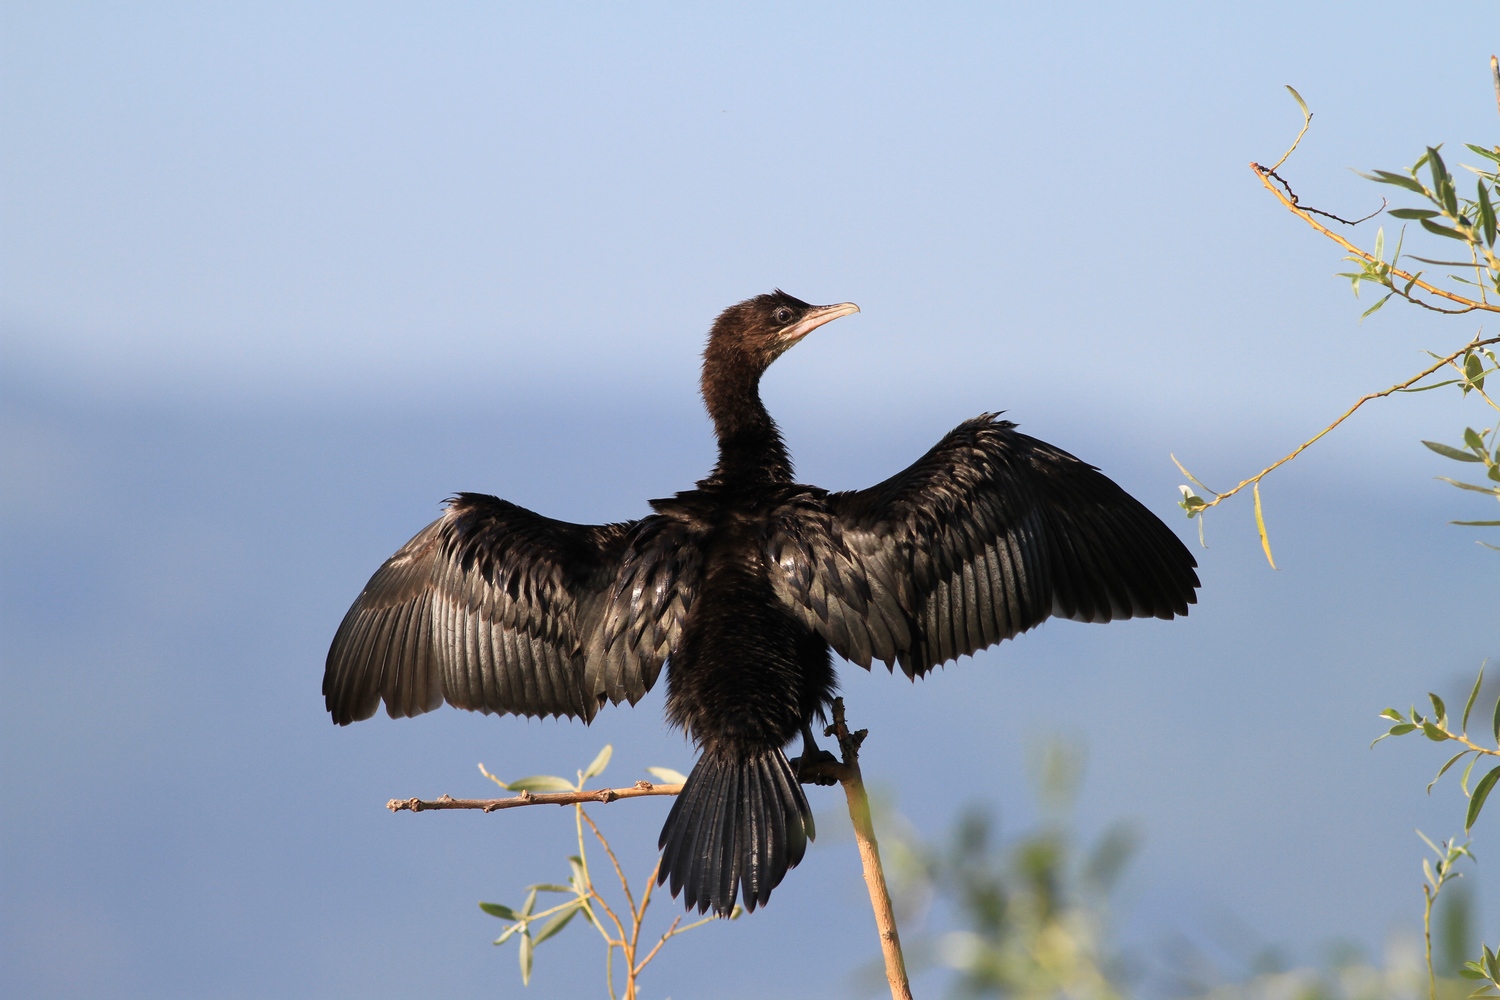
[
  {"xmin": 764, "ymin": 415, "xmax": 1199, "ymax": 678},
  {"xmin": 324, "ymin": 492, "xmax": 699, "ymax": 725}
]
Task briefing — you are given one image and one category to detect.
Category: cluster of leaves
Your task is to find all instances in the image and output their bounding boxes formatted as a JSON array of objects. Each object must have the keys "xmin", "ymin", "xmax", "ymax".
[
  {"xmin": 476, "ymin": 746, "xmax": 716, "ymax": 998},
  {"xmin": 1345, "ymin": 143, "xmax": 1500, "ymax": 318},
  {"xmin": 1463, "ymin": 945, "xmax": 1500, "ymax": 999},
  {"xmin": 1419, "ymin": 383, "xmax": 1500, "ymax": 543},
  {"xmin": 1373, "ymin": 666, "xmax": 1500, "ymax": 833},
  {"xmin": 1372, "ymin": 663, "xmax": 1500, "ymax": 1000}
]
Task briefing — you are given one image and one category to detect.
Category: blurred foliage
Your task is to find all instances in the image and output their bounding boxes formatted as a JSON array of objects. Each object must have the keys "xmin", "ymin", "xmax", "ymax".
[
  {"xmin": 876, "ymin": 740, "xmax": 1137, "ymax": 1000},
  {"xmin": 877, "ymin": 739, "xmax": 1495, "ymax": 1000}
]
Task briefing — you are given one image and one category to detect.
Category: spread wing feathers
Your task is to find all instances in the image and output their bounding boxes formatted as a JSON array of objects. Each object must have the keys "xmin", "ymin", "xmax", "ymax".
[
  {"xmin": 765, "ymin": 415, "xmax": 1199, "ymax": 679},
  {"xmin": 323, "ymin": 493, "xmax": 699, "ymax": 725}
]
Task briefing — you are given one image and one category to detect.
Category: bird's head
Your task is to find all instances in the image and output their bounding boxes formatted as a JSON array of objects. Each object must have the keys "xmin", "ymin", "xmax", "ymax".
[{"xmin": 705, "ymin": 290, "xmax": 860, "ymax": 376}]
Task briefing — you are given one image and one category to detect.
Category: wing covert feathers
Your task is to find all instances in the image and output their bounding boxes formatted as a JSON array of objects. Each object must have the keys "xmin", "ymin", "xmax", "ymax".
[
  {"xmin": 766, "ymin": 415, "xmax": 1200, "ymax": 678},
  {"xmin": 323, "ymin": 493, "xmax": 698, "ymax": 725}
]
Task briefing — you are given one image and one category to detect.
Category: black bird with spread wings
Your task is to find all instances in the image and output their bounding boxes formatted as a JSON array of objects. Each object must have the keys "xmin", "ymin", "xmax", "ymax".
[{"xmin": 323, "ymin": 292, "xmax": 1199, "ymax": 917}]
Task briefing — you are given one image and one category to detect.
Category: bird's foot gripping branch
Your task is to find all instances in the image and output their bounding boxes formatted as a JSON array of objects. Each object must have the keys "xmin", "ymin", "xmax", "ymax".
[{"xmin": 388, "ymin": 699, "xmax": 914, "ymax": 1000}]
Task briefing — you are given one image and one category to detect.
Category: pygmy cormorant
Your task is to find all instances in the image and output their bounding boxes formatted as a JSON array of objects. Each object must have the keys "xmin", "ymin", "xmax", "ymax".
[{"xmin": 324, "ymin": 291, "xmax": 1199, "ymax": 917}]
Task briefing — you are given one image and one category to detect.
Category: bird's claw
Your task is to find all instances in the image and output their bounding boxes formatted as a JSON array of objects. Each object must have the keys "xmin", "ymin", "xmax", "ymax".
[{"xmin": 792, "ymin": 748, "xmax": 841, "ymax": 786}]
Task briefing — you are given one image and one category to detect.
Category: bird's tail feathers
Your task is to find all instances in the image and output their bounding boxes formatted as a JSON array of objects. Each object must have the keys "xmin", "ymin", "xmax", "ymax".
[{"xmin": 656, "ymin": 746, "xmax": 813, "ymax": 916}]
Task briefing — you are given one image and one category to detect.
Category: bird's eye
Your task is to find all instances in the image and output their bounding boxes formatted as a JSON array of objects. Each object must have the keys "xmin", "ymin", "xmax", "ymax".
[{"xmin": 773, "ymin": 307, "xmax": 793, "ymax": 325}]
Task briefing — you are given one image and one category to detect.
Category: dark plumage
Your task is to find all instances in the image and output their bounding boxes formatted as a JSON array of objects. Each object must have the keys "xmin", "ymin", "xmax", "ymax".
[{"xmin": 323, "ymin": 291, "xmax": 1200, "ymax": 917}]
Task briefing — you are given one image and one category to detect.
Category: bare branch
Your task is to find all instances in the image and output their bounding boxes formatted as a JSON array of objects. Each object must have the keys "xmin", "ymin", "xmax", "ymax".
[
  {"xmin": 826, "ymin": 698, "xmax": 913, "ymax": 1000},
  {"xmin": 387, "ymin": 781, "xmax": 681, "ymax": 813}
]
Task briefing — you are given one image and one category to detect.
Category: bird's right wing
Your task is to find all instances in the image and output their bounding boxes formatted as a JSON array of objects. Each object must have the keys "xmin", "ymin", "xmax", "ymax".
[
  {"xmin": 765, "ymin": 415, "xmax": 1199, "ymax": 678},
  {"xmin": 323, "ymin": 493, "xmax": 701, "ymax": 725}
]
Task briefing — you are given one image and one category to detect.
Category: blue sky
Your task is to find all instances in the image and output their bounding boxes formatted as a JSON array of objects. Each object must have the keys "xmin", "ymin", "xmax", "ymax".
[{"xmin": 4, "ymin": 3, "xmax": 1499, "ymax": 997}]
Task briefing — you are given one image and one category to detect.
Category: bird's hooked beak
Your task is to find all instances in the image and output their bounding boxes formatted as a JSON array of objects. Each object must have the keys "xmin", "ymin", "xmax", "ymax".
[{"xmin": 780, "ymin": 301, "xmax": 860, "ymax": 346}]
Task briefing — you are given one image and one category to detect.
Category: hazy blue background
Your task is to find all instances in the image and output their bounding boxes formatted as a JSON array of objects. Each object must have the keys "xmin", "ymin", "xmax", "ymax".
[{"xmin": 4, "ymin": 3, "xmax": 1498, "ymax": 997}]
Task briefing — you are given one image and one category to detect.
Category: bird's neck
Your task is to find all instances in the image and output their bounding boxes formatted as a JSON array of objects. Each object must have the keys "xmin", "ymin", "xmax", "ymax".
[{"xmin": 701, "ymin": 347, "xmax": 793, "ymax": 486}]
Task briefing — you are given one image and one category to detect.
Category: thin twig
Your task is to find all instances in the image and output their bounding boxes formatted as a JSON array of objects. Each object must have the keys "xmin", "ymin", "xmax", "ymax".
[
  {"xmin": 1268, "ymin": 87, "xmax": 1311, "ymax": 173},
  {"xmin": 582, "ymin": 810, "xmax": 637, "ymax": 916},
  {"xmin": 1180, "ymin": 334, "xmax": 1500, "ymax": 510},
  {"xmin": 387, "ymin": 781, "xmax": 681, "ymax": 813},
  {"xmin": 1252, "ymin": 162, "xmax": 1500, "ymax": 314},
  {"xmin": 627, "ymin": 859, "xmax": 664, "ymax": 977},
  {"xmin": 1262, "ymin": 167, "xmax": 1387, "ymax": 225},
  {"xmin": 634, "ymin": 915, "xmax": 684, "ymax": 975}
]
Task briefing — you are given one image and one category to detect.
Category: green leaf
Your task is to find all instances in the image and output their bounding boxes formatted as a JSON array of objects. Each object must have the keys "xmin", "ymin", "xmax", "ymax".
[
  {"xmin": 1493, "ymin": 688, "xmax": 1500, "ymax": 745},
  {"xmin": 1363, "ymin": 169, "xmax": 1427, "ymax": 194},
  {"xmin": 1430, "ymin": 692, "xmax": 1448, "ymax": 723},
  {"xmin": 505, "ymin": 775, "xmax": 576, "ymax": 792},
  {"xmin": 532, "ymin": 900, "xmax": 582, "ymax": 945},
  {"xmin": 646, "ymin": 766, "xmax": 689, "ymax": 784},
  {"xmin": 1425, "ymin": 440, "xmax": 1484, "ymax": 462},
  {"xmin": 1466, "ymin": 765, "xmax": 1500, "ymax": 832},
  {"xmin": 1429, "ymin": 147, "xmax": 1456, "ymax": 208},
  {"xmin": 568, "ymin": 856, "xmax": 588, "ymax": 892},
  {"xmin": 1389, "ymin": 723, "xmax": 1418, "ymax": 735},
  {"xmin": 1253, "ymin": 482, "xmax": 1276, "ymax": 570},
  {"xmin": 1285, "ymin": 85, "xmax": 1309, "ymax": 117},
  {"xmin": 1465, "ymin": 354, "xmax": 1487, "ymax": 391},
  {"xmin": 525, "ymin": 883, "xmax": 574, "ymax": 894},
  {"xmin": 1380, "ymin": 707, "xmax": 1405, "ymax": 722},
  {"xmin": 1430, "ymin": 751, "xmax": 1472, "ymax": 792},
  {"xmin": 1478, "ymin": 180, "xmax": 1497, "ymax": 246},
  {"xmin": 480, "ymin": 902, "xmax": 518, "ymax": 920},
  {"xmin": 1421, "ymin": 218, "xmax": 1470, "ymax": 241},
  {"xmin": 519, "ymin": 930, "xmax": 534, "ymax": 985},
  {"xmin": 1373, "ymin": 226, "xmax": 1385, "ymax": 262},
  {"xmin": 1388, "ymin": 208, "xmax": 1440, "ymax": 220},
  {"xmin": 1438, "ymin": 477, "xmax": 1500, "ymax": 493},
  {"xmin": 1453, "ymin": 520, "xmax": 1500, "ymax": 526},
  {"xmin": 1465, "ymin": 427, "xmax": 1486, "ymax": 452},
  {"xmin": 1466, "ymin": 143, "xmax": 1500, "ymax": 164},
  {"xmin": 1361, "ymin": 293, "xmax": 1393, "ymax": 319},
  {"xmin": 1422, "ymin": 721, "xmax": 1451, "ymax": 742},
  {"xmin": 582, "ymin": 745, "xmax": 613, "ymax": 780},
  {"xmin": 1463, "ymin": 668, "xmax": 1485, "ymax": 733}
]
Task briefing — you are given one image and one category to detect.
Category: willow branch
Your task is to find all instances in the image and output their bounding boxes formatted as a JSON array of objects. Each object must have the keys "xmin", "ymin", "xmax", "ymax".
[
  {"xmin": 1252, "ymin": 161, "xmax": 1500, "ymax": 314},
  {"xmin": 387, "ymin": 781, "xmax": 681, "ymax": 813},
  {"xmin": 1182, "ymin": 334, "xmax": 1500, "ymax": 510}
]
